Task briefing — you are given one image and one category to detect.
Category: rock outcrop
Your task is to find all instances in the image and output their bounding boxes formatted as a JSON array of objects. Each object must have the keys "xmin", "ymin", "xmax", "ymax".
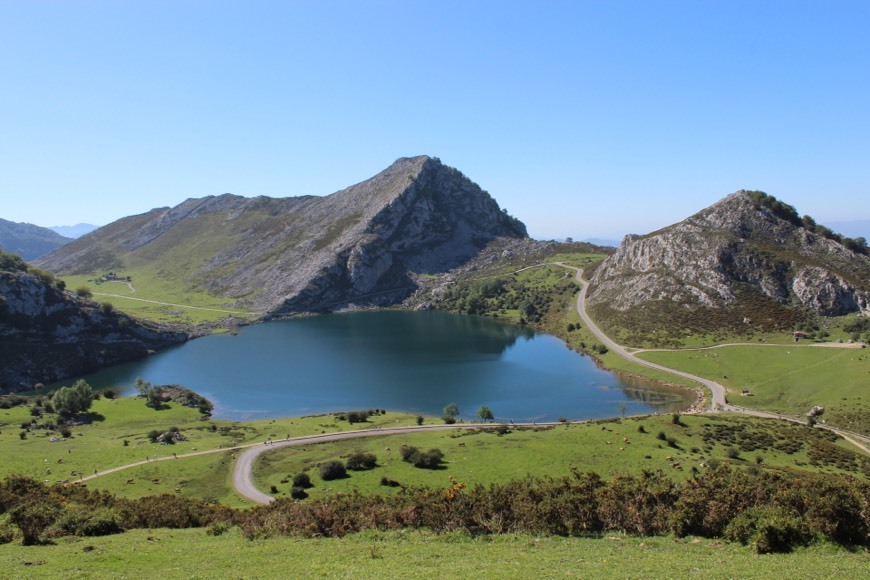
[
  {"xmin": 587, "ymin": 190, "xmax": 870, "ymax": 336},
  {"xmin": 0, "ymin": 252, "xmax": 187, "ymax": 391},
  {"xmin": 37, "ymin": 156, "xmax": 528, "ymax": 316}
]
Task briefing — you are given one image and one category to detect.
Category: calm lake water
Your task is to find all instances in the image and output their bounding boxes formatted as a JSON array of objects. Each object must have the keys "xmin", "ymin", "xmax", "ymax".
[{"xmin": 72, "ymin": 311, "xmax": 693, "ymax": 421}]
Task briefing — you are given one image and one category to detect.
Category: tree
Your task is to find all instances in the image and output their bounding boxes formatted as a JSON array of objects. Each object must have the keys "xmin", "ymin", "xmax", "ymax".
[
  {"xmin": 51, "ymin": 380, "xmax": 94, "ymax": 417},
  {"xmin": 617, "ymin": 403, "xmax": 627, "ymax": 418},
  {"xmin": 477, "ymin": 406, "xmax": 494, "ymax": 422},
  {"xmin": 443, "ymin": 402, "xmax": 460, "ymax": 419}
]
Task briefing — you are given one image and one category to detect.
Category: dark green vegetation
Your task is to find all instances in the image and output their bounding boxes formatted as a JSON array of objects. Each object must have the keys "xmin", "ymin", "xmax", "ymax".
[
  {"xmin": 745, "ymin": 191, "xmax": 867, "ymax": 255},
  {"xmin": 1, "ymin": 465, "xmax": 866, "ymax": 555},
  {"xmin": 0, "ymin": 218, "xmax": 71, "ymax": 261}
]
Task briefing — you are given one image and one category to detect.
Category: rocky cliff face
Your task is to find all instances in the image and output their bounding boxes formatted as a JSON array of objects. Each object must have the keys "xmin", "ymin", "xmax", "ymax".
[
  {"xmin": 587, "ymin": 191, "xmax": 870, "ymax": 336},
  {"xmin": 38, "ymin": 156, "xmax": 528, "ymax": 316},
  {"xmin": 0, "ymin": 256, "xmax": 187, "ymax": 391}
]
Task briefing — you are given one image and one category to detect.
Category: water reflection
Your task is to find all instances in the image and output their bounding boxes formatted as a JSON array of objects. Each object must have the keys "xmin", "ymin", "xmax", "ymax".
[{"xmin": 59, "ymin": 311, "xmax": 694, "ymax": 421}]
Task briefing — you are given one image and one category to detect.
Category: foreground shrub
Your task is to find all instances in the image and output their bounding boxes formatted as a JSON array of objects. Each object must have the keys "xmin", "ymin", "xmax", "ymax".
[{"xmin": 725, "ymin": 506, "xmax": 813, "ymax": 554}]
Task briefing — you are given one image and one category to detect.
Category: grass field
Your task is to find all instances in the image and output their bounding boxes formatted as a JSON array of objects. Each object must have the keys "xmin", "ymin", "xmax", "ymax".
[
  {"xmin": 0, "ymin": 527, "xmax": 865, "ymax": 579},
  {"xmin": 0, "ymin": 397, "xmax": 424, "ymax": 506},
  {"xmin": 60, "ymin": 270, "xmax": 256, "ymax": 325},
  {"xmin": 637, "ymin": 346, "xmax": 870, "ymax": 435},
  {"xmin": 4, "ymin": 396, "xmax": 866, "ymax": 506}
]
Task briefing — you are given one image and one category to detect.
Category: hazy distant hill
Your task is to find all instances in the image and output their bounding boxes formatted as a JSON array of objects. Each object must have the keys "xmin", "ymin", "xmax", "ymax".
[
  {"xmin": 0, "ymin": 250, "xmax": 186, "ymax": 391},
  {"xmin": 0, "ymin": 218, "xmax": 72, "ymax": 261},
  {"xmin": 50, "ymin": 223, "xmax": 100, "ymax": 239},
  {"xmin": 587, "ymin": 190, "xmax": 870, "ymax": 345},
  {"xmin": 37, "ymin": 156, "xmax": 528, "ymax": 316}
]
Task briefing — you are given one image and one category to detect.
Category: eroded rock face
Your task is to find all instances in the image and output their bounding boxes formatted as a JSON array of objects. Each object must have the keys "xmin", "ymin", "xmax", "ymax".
[
  {"xmin": 0, "ymin": 268, "xmax": 187, "ymax": 392},
  {"xmin": 588, "ymin": 190, "xmax": 870, "ymax": 316},
  {"xmin": 37, "ymin": 156, "xmax": 528, "ymax": 316}
]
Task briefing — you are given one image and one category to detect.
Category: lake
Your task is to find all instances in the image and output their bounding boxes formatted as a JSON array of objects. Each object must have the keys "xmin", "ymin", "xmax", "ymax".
[{"xmin": 72, "ymin": 311, "xmax": 694, "ymax": 421}]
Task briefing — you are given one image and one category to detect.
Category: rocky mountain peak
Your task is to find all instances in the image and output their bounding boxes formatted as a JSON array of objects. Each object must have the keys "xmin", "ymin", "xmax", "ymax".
[
  {"xmin": 37, "ymin": 156, "xmax": 528, "ymax": 316},
  {"xmin": 588, "ymin": 190, "xmax": 870, "ymax": 340}
]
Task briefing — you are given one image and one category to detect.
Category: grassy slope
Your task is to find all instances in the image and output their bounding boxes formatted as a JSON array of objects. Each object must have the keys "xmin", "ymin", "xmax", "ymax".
[
  {"xmin": 638, "ymin": 346, "xmax": 870, "ymax": 435},
  {"xmin": 0, "ymin": 397, "xmax": 423, "ymax": 507},
  {"xmin": 4, "ymin": 398, "xmax": 866, "ymax": 507},
  {"xmin": 60, "ymin": 272, "xmax": 254, "ymax": 325},
  {"xmin": 253, "ymin": 413, "xmax": 869, "ymax": 502},
  {"xmin": 0, "ymin": 528, "xmax": 865, "ymax": 579}
]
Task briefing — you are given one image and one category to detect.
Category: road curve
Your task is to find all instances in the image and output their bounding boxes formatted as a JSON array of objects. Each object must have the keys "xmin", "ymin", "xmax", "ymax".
[
  {"xmin": 234, "ymin": 422, "xmax": 553, "ymax": 504},
  {"xmin": 556, "ymin": 265, "xmax": 729, "ymax": 410}
]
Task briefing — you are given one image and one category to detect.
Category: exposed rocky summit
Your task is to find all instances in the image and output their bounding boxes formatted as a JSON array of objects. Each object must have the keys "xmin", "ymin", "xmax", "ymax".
[
  {"xmin": 0, "ymin": 251, "xmax": 187, "ymax": 391},
  {"xmin": 0, "ymin": 218, "xmax": 72, "ymax": 261},
  {"xmin": 38, "ymin": 156, "xmax": 527, "ymax": 316},
  {"xmin": 588, "ymin": 190, "xmax": 870, "ymax": 342}
]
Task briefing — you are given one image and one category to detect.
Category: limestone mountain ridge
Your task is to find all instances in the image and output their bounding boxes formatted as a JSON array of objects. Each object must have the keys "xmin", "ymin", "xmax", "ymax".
[{"xmin": 36, "ymin": 156, "xmax": 527, "ymax": 316}]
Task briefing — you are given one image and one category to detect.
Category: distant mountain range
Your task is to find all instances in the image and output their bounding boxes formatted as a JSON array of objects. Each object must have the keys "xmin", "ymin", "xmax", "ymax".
[
  {"xmin": 49, "ymin": 223, "xmax": 100, "ymax": 239},
  {"xmin": 37, "ymin": 156, "xmax": 527, "ymax": 316},
  {"xmin": 0, "ymin": 218, "xmax": 72, "ymax": 261},
  {"xmin": 587, "ymin": 190, "xmax": 870, "ymax": 346}
]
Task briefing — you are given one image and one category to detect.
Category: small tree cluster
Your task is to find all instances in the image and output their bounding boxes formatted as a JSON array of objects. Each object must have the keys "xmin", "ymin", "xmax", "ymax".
[
  {"xmin": 346, "ymin": 452, "xmax": 377, "ymax": 471},
  {"xmin": 400, "ymin": 446, "xmax": 443, "ymax": 469},
  {"xmin": 51, "ymin": 380, "xmax": 94, "ymax": 417}
]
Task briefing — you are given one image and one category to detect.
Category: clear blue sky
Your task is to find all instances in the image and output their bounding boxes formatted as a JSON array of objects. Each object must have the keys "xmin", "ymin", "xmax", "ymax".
[{"xmin": 2, "ymin": 0, "xmax": 868, "ymax": 240}]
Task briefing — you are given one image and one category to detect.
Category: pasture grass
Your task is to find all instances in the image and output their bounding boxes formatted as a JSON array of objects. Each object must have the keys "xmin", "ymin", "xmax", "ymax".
[
  {"xmin": 637, "ymin": 346, "xmax": 870, "ymax": 434},
  {"xmin": 0, "ymin": 527, "xmax": 865, "ymax": 579},
  {"xmin": 254, "ymin": 413, "xmax": 868, "ymax": 502},
  {"xmin": 0, "ymin": 396, "xmax": 421, "ymax": 503},
  {"xmin": 60, "ymin": 270, "xmax": 255, "ymax": 325}
]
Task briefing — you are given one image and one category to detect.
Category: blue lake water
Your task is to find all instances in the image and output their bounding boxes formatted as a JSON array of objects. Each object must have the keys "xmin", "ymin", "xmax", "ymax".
[{"xmin": 71, "ymin": 311, "xmax": 693, "ymax": 421}]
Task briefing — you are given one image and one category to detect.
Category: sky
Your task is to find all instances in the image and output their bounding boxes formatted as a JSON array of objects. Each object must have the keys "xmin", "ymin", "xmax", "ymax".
[{"xmin": 2, "ymin": 0, "xmax": 869, "ymax": 241}]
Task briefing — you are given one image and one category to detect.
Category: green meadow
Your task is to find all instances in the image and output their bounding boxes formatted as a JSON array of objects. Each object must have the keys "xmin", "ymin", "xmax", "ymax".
[
  {"xmin": 3, "ymin": 395, "xmax": 865, "ymax": 507},
  {"xmin": 637, "ymin": 345, "xmax": 870, "ymax": 435},
  {"xmin": 60, "ymin": 270, "xmax": 256, "ymax": 325},
  {"xmin": 0, "ymin": 527, "xmax": 865, "ymax": 579}
]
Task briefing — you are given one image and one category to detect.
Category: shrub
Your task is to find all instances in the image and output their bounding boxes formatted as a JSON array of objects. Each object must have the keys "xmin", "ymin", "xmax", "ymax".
[
  {"xmin": 206, "ymin": 521, "xmax": 231, "ymax": 536},
  {"xmin": 58, "ymin": 427, "xmax": 72, "ymax": 439},
  {"xmin": 725, "ymin": 506, "xmax": 812, "ymax": 554},
  {"xmin": 726, "ymin": 448, "xmax": 741, "ymax": 460},
  {"xmin": 269, "ymin": 485, "xmax": 278, "ymax": 494},
  {"xmin": 442, "ymin": 416, "xmax": 456, "ymax": 424},
  {"xmin": 379, "ymin": 477, "xmax": 401, "ymax": 487},
  {"xmin": 75, "ymin": 286, "xmax": 93, "ymax": 299},
  {"xmin": 319, "ymin": 461, "xmax": 347, "ymax": 481},
  {"xmin": 346, "ymin": 452, "xmax": 377, "ymax": 471},
  {"xmin": 401, "ymin": 447, "xmax": 444, "ymax": 469},
  {"xmin": 416, "ymin": 415, "xmax": 424, "ymax": 425},
  {"xmin": 102, "ymin": 389, "xmax": 116, "ymax": 400},
  {"xmin": 290, "ymin": 487, "xmax": 308, "ymax": 500},
  {"xmin": 292, "ymin": 472, "xmax": 312, "ymax": 489},
  {"xmin": 637, "ymin": 425, "xmax": 646, "ymax": 433}
]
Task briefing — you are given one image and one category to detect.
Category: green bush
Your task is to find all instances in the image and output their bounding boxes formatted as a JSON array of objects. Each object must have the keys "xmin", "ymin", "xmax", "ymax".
[
  {"xmin": 725, "ymin": 506, "xmax": 812, "ymax": 554},
  {"xmin": 319, "ymin": 461, "xmax": 347, "ymax": 481},
  {"xmin": 346, "ymin": 452, "xmax": 377, "ymax": 471},
  {"xmin": 292, "ymin": 472, "xmax": 313, "ymax": 489}
]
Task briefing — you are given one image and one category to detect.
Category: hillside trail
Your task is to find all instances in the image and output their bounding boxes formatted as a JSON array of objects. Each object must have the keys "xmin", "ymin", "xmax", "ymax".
[
  {"xmin": 552, "ymin": 263, "xmax": 869, "ymax": 449},
  {"xmin": 91, "ymin": 292, "xmax": 249, "ymax": 315}
]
